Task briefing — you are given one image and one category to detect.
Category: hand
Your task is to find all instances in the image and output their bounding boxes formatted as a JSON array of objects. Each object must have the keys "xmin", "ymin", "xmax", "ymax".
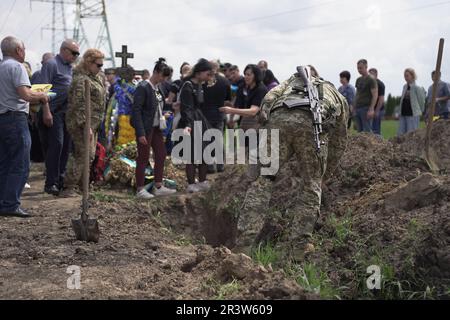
[
  {"xmin": 219, "ymin": 106, "xmax": 233, "ymax": 114},
  {"xmin": 183, "ymin": 127, "xmax": 192, "ymax": 135},
  {"xmin": 367, "ymin": 108, "xmax": 375, "ymax": 120},
  {"xmin": 40, "ymin": 93, "xmax": 49, "ymax": 104},
  {"xmin": 43, "ymin": 110, "xmax": 53, "ymax": 127},
  {"xmin": 138, "ymin": 136, "xmax": 148, "ymax": 145}
]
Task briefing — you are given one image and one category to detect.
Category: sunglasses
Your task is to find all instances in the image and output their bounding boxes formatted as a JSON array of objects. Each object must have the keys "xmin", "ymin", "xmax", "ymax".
[
  {"xmin": 65, "ymin": 48, "xmax": 80, "ymax": 57},
  {"xmin": 95, "ymin": 63, "xmax": 103, "ymax": 68}
]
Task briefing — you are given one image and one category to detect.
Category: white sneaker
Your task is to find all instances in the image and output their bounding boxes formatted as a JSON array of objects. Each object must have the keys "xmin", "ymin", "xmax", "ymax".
[
  {"xmin": 136, "ymin": 189, "xmax": 155, "ymax": 199},
  {"xmin": 153, "ymin": 185, "xmax": 177, "ymax": 197},
  {"xmin": 25, "ymin": 183, "xmax": 31, "ymax": 189},
  {"xmin": 187, "ymin": 184, "xmax": 201, "ymax": 193},
  {"xmin": 197, "ymin": 181, "xmax": 211, "ymax": 192}
]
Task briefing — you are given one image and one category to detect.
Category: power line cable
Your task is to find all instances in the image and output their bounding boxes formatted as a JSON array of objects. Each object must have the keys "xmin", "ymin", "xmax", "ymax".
[{"xmin": 180, "ymin": 0, "xmax": 450, "ymax": 45}]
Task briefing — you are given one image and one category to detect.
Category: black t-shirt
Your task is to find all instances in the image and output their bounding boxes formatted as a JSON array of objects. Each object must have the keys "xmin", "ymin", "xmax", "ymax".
[
  {"xmin": 202, "ymin": 75, "xmax": 232, "ymax": 123},
  {"xmin": 401, "ymin": 85, "xmax": 413, "ymax": 116},
  {"xmin": 235, "ymin": 82, "xmax": 268, "ymax": 109},
  {"xmin": 376, "ymin": 79, "xmax": 385, "ymax": 110},
  {"xmin": 235, "ymin": 82, "xmax": 268, "ymax": 130}
]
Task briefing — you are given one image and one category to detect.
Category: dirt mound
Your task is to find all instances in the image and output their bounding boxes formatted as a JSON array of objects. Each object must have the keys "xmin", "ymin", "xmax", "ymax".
[{"xmin": 314, "ymin": 122, "xmax": 450, "ymax": 299}]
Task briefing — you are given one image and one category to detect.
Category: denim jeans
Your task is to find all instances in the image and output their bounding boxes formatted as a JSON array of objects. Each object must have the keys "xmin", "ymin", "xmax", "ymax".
[
  {"xmin": 397, "ymin": 116, "xmax": 420, "ymax": 136},
  {"xmin": 0, "ymin": 112, "xmax": 31, "ymax": 213},
  {"xmin": 372, "ymin": 109, "xmax": 385, "ymax": 135},
  {"xmin": 355, "ymin": 106, "xmax": 373, "ymax": 133}
]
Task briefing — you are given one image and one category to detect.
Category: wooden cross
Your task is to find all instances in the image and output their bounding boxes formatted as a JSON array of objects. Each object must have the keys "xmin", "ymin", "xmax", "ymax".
[{"xmin": 115, "ymin": 45, "xmax": 134, "ymax": 68}]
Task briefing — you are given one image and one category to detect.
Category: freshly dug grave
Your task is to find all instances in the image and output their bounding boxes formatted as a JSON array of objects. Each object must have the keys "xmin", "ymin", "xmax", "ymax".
[{"xmin": 173, "ymin": 120, "xmax": 450, "ymax": 299}]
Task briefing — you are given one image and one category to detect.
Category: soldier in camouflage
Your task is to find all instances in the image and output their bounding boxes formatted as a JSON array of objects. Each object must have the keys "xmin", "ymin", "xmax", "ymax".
[
  {"xmin": 64, "ymin": 49, "xmax": 106, "ymax": 193},
  {"xmin": 257, "ymin": 66, "xmax": 348, "ymax": 260}
]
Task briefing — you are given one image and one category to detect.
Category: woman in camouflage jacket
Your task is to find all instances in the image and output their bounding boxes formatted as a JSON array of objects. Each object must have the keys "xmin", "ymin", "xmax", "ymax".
[{"xmin": 64, "ymin": 49, "xmax": 106, "ymax": 193}]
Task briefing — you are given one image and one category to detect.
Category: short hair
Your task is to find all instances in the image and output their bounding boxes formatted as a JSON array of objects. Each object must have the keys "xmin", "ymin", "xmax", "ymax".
[
  {"xmin": 340, "ymin": 71, "xmax": 351, "ymax": 82},
  {"xmin": 74, "ymin": 48, "xmax": 104, "ymax": 72},
  {"xmin": 369, "ymin": 68, "xmax": 378, "ymax": 76},
  {"xmin": 404, "ymin": 68, "xmax": 417, "ymax": 81},
  {"xmin": 142, "ymin": 69, "xmax": 150, "ymax": 77},
  {"xmin": 1, "ymin": 36, "xmax": 23, "ymax": 56},
  {"xmin": 60, "ymin": 39, "xmax": 78, "ymax": 51},
  {"xmin": 258, "ymin": 60, "xmax": 268, "ymax": 68},
  {"xmin": 229, "ymin": 65, "xmax": 239, "ymax": 72},
  {"xmin": 357, "ymin": 59, "xmax": 368, "ymax": 66},
  {"xmin": 223, "ymin": 62, "xmax": 232, "ymax": 69},
  {"xmin": 209, "ymin": 59, "xmax": 220, "ymax": 72}
]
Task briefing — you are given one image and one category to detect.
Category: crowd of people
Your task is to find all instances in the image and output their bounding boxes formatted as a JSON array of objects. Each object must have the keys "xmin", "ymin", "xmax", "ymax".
[{"xmin": 1, "ymin": 35, "xmax": 449, "ymax": 218}]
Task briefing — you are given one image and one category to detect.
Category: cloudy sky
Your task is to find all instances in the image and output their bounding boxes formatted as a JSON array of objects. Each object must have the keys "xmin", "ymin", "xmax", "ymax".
[{"xmin": 1, "ymin": 0, "xmax": 450, "ymax": 95}]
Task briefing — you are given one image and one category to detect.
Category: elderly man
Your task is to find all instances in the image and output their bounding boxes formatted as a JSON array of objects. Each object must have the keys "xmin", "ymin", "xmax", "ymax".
[
  {"xmin": 0, "ymin": 36, "xmax": 50, "ymax": 218},
  {"xmin": 30, "ymin": 52, "xmax": 54, "ymax": 84},
  {"xmin": 36, "ymin": 39, "xmax": 80, "ymax": 196}
]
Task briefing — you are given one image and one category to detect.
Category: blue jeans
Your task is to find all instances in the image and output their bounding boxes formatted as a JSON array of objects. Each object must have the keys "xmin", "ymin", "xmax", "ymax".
[
  {"xmin": 0, "ymin": 112, "xmax": 31, "ymax": 213},
  {"xmin": 372, "ymin": 109, "xmax": 385, "ymax": 135},
  {"xmin": 355, "ymin": 106, "xmax": 373, "ymax": 133},
  {"xmin": 398, "ymin": 116, "xmax": 420, "ymax": 136}
]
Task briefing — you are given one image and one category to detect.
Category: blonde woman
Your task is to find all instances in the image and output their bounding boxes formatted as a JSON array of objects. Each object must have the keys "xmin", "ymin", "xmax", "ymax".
[
  {"xmin": 64, "ymin": 49, "xmax": 106, "ymax": 193},
  {"xmin": 398, "ymin": 68, "xmax": 426, "ymax": 136}
]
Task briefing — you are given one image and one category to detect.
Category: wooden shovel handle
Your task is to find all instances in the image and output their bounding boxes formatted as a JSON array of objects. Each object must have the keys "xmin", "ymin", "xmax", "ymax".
[
  {"xmin": 82, "ymin": 79, "xmax": 91, "ymax": 220},
  {"xmin": 425, "ymin": 38, "xmax": 445, "ymax": 160}
]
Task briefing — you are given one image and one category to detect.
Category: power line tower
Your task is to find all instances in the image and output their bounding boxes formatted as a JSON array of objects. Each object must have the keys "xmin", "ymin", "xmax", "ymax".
[
  {"xmin": 30, "ymin": 0, "xmax": 115, "ymax": 67},
  {"xmin": 73, "ymin": 0, "xmax": 116, "ymax": 67},
  {"xmin": 31, "ymin": 0, "xmax": 73, "ymax": 53}
]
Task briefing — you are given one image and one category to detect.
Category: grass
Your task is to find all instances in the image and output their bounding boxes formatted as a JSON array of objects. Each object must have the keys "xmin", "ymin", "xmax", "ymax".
[
  {"xmin": 327, "ymin": 212, "xmax": 353, "ymax": 246},
  {"xmin": 350, "ymin": 120, "xmax": 426, "ymax": 140},
  {"xmin": 203, "ymin": 278, "xmax": 241, "ymax": 300},
  {"xmin": 286, "ymin": 263, "xmax": 340, "ymax": 299},
  {"xmin": 251, "ymin": 242, "xmax": 279, "ymax": 267}
]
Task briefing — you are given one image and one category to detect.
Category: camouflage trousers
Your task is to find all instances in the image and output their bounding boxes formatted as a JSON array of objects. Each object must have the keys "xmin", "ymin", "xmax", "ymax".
[
  {"xmin": 260, "ymin": 107, "xmax": 347, "ymax": 248},
  {"xmin": 65, "ymin": 128, "xmax": 97, "ymax": 190}
]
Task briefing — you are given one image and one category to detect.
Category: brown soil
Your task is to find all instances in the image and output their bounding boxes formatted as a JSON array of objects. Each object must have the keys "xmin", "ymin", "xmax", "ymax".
[
  {"xmin": 1, "ymin": 120, "xmax": 449, "ymax": 300},
  {"xmin": 0, "ymin": 164, "xmax": 311, "ymax": 300}
]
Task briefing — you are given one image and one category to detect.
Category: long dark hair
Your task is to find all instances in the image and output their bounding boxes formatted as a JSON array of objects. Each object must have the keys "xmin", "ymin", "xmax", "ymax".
[
  {"xmin": 153, "ymin": 57, "xmax": 172, "ymax": 77},
  {"xmin": 263, "ymin": 69, "xmax": 277, "ymax": 85},
  {"xmin": 244, "ymin": 64, "xmax": 263, "ymax": 86}
]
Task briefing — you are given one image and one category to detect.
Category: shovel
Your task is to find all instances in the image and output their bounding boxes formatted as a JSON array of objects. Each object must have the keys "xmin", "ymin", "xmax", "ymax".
[
  {"xmin": 423, "ymin": 38, "xmax": 445, "ymax": 174},
  {"xmin": 72, "ymin": 79, "xmax": 100, "ymax": 243}
]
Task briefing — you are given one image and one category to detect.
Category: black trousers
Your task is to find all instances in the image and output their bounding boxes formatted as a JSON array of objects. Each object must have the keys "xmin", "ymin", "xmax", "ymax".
[{"xmin": 38, "ymin": 111, "xmax": 72, "ymax": 188}]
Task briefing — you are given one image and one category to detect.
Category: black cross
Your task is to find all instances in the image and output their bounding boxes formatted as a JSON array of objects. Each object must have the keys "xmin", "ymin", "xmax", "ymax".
[{"xmin": 115, "ymin": 45, "xmax": 134, "ymax": 68}]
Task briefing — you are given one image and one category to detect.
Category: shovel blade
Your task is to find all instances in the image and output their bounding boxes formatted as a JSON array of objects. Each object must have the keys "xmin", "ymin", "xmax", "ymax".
[{"xmin": 71, "ymin": 218, "xmax": 100, "ymax": 243}]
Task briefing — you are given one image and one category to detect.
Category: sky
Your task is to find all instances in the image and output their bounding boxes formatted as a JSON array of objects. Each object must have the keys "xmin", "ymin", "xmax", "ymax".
[{"xmin": 1, "ymin": 0, "xmax": 450, "ymax": 96}]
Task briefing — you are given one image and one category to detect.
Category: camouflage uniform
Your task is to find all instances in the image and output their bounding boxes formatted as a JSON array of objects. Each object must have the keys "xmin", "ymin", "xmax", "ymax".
[
  {"xmin": 65, "ymin": 69, "xmax": 106, "ymax": 189},
  {"xmin": 258, "ymin": 72, "xmax": 348, "ymax": 258}
]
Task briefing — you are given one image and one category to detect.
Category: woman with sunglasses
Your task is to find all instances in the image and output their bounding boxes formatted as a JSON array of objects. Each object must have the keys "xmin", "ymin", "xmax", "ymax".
[{"xmin": 63, "ymin": 49, "xmax": 106, "ymax": 194}]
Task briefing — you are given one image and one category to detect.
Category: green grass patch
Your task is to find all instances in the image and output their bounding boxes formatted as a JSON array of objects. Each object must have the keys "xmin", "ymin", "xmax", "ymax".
[
  {"xmin": 286, "ymin": 263, "xmax": 340, "ymax": 299},
  {"xmin": 251, "ymin": 242, "xmax": 279, "ymax": 267},
  {"xmin": 350, "ymin": 120, "xmax": 426, "ymax": 140}
]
